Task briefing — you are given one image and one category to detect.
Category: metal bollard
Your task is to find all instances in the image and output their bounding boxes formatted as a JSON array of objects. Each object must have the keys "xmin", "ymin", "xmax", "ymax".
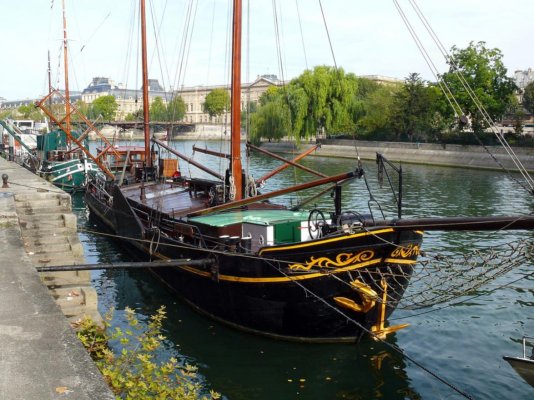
[{"xmin": 1, "ymin": 174, "xmax": 8, "ymax": 188}]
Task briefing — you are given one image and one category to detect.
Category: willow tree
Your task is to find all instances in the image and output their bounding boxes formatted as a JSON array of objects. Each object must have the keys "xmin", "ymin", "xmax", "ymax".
[
  {"xmin": 441, "ymin": 41, "xmax": 516, "ymax": 133},
  {"xmin": 250, "ymin": 92, "xmax": 291, "ymax": 144},
  {"xmin": 249, "ymin": 66, "xmax": 359, "ymax": 142},
  {"xmin": 287, "ymin": 66, "xmax": 357, "ymax": 139}
]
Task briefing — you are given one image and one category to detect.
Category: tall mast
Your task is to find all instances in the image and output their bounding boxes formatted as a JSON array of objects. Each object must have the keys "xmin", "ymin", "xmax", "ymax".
[
  {"xmin": 230, "ymin": 0, "xmax": 243, "ymax": 200},
  {"xmin": 140, "ymin": 0, "xmax": 151, "ymax": 168},
  {"xmin": 47, "ymin": 51, "xmax": 53, "ymax": 107},
  {"xmin": 61, "ymin": 0, "xmax": 71, "ymax": 139}
]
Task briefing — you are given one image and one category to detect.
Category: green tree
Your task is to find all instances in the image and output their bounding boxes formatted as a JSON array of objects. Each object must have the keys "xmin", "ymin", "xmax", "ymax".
[
  {"xmin": 150, "ymin": 96, "xmax": 167, "ymax": 121},
  {"xmin": 441, "ymin": 41, "xmax": 517, "ymax": 133},
  {"xmin": 346, "ymin": 78, "xmax": 381, "ymax": 136},
  {"xmin": 72, "ymin": 100, "xmax": 89, "ymax": 122},
  {"xmin": 390, "ymin": 73, "xmax": 451, "ymax": 142},
  {"xmin": 357, "ymin": 85, "xmax": 397, "ymax": 140},
  {"xmin": 0, "ymin": 109, "xmax": 11, "ymax": 119},
  {"xmin": 286, "ymin": 66, "xmax": 357, "ymax": 139},
  {"xmin": 203, "ymin": 88, "xmax": 229, "ymax": 117},
  {"xmin": 167, "ymin": 95, "xmax": 186, "ymax": 121},
  {"xmin": 17, "ymin": 104, "xmax": 42, "ymax": 120},
  {"xmin": 259, "ymin": 86, "xmax": 281, "ymax": 106},
  {"xmin": 90, "ymin": 95, "xmax": 119, "ymax": 121},
  {"xmin": 250, "ymin": 99, "xmax": 291, "ymax": 144},
  {"xmin": 124, "ymin": 110, "xmax": 142, "ymax": 121},
  {"xmin": 241, "ymin": 100, "xmax": 257, "ymax": 130},
  {"xmin": 523, "ymin": 81, "xmax": 534, "ymax": 114},
  {"xmin": 507, "ymin": 96, "xmax": 526, "ymax": 138}
]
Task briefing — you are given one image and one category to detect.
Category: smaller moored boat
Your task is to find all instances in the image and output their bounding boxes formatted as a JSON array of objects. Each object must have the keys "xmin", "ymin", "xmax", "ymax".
[{"xmin": 503, "ymin": 336, "xmax": 534, "ymax": 388}]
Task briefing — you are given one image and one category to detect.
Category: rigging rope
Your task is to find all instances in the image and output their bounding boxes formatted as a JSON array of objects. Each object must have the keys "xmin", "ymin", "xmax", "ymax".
[
  {"xmin": 407, "ymin": 0, "xmax": 534, "ymax": 192},
  {"xmin": 318, "ymin": 0, "xmax": 337, "ymax": 70},
  {"xmin": 294, "ymin": 0, "xmax": 308, "ymax": 70},
  {"xmin": 393, "ymin": 0, "xmax": 534, "ymax": 194}
]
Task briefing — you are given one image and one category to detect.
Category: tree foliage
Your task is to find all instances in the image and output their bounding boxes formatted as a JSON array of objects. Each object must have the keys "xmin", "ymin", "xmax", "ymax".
[
  {"xmin": 16, "ymin": 104, "xmax": 42, "ymax": 120},
  {"xmin": 76, "ymin": 306, "xmax": 220, "ymax": 400},
  {"xmin": 203, "ymin": 88, "xmax": 229, "ymax": 118},
  {"xmin": 250, "ymin": 66, "xmax": 359, "ymax": 142},
  {"xmin": 356, "ymin": 85, "xmax": 397, "ymax": 140},
  {"xmin": 389, "ymin": 73, "xmax": 452, "ymax": 142},
  {"xmin": 250, "ymin": 94, "xmax": 291, "ymax": 144},
  {"xmin": 523, "ymin": 82, "xmax": 534, "ymax": 114},
  {"xmin": 441, "ymin": 41, "xmax": 517, "ymax": 133},
  {"xmin": 90, "ymin": 95, "xmax": 119, "ymax": 121},
  {"xmin": 150, "ymin": 96, "xmax": 167, "ymax": 121},
  {"xmin": 72, "ymin": 100, "xmax": 90, "ymax": 122},
  {"xmin": 287, "ymin": 66, "xmax": 357, "ymax": 139},
  {"xmin": 167, "ymin": 95, "xmax": 186, "ymax": 121}
]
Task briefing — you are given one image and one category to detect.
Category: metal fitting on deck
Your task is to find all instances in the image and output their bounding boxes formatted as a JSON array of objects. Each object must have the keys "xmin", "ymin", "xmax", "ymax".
[{"xmin": 1, "ymin": 174, "xmax": 8, "ymax": 188}]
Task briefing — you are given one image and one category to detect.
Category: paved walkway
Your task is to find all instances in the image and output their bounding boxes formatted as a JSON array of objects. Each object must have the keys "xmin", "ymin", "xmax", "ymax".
[{"xmin": 0, "ymin": 157, "xmax": 113, "ymax": 399}]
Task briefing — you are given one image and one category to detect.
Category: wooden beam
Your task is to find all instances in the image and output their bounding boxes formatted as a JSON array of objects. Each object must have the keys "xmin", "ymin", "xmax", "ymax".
[
  {"xmin": 257, "ymin": 144, "xmax": 319, "ymax": 183},
  {"xmin": 188, "ymin": 169, "xmax": 360, "ymax": 217}
]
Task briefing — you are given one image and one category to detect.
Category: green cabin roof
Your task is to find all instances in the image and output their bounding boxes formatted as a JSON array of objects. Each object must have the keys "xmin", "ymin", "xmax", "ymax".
[{"xmin": 189, "ymin": 210, "xmax": 309, "ymax": 227}]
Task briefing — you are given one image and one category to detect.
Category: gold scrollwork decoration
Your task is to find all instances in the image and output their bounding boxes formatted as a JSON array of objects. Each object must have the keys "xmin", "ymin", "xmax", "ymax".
[
  {"xmin": 390, "ymin": 244, "xmax": 420, "ymax": 258},
  {"xmin": 289, "ymin": 250, "xmax": 375, "ymax": 271}
]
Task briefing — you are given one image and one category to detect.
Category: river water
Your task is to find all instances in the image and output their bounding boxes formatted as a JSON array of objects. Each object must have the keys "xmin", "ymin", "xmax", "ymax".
[{"xmin": 74, "ymin": 140, "xmax": 534, "ymax": 399}]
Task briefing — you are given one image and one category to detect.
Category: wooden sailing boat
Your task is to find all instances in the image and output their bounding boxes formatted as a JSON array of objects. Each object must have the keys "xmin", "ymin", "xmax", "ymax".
[
  {"xmin": 84, "ymin": 0, "xmax": 534, "ymax": 342},
  {"xmin": 31, "ymin": 0, "xmax": 118, "ymax": 192}
]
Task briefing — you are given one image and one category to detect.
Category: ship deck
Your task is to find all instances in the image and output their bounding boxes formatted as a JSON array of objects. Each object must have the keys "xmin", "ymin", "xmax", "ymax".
[
  {"xmin": 121, "ymin": 181, "xmax": 207, "ymax": 216},
  {"xmin": 120, "ymin": 179, "xmax": 290, "ymax": 222}
]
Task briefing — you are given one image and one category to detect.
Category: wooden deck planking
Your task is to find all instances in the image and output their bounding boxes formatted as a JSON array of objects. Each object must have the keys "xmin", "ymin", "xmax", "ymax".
[{"xmin": 122, "ymin": 182, "xmax": 207, "ymax": 216}]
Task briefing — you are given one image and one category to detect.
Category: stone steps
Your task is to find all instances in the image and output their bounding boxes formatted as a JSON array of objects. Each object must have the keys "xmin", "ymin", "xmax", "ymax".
[{"xmin": 12, "ymin": 191, "xmax": 100, "ymax": 326}]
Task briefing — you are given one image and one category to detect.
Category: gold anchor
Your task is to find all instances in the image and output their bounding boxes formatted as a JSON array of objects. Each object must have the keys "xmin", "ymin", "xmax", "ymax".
[{"xmin": 371, "ymin": 279, "xmax": 409, "ymax": 340}]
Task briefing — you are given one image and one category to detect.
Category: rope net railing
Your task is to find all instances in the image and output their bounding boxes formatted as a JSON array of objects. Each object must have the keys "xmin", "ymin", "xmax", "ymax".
[{"xmin": 348, "ymin": 237, "xmax": 533, "ymax": 310}]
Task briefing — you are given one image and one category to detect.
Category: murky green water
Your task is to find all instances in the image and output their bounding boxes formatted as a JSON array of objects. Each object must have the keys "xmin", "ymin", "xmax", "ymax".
[{"xmin": 74, "ymin": 140, "xmax": 534, "ymax": 399}]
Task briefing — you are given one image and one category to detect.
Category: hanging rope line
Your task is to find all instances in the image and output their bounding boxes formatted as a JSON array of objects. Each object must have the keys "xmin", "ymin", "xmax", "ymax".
[
  {"xmin": 392, "ymin": 269, "xmax": 534, "ymax": 321},
  {"xmin": 391, "ymin": 1, "xmax": 462, "ymax": 119},
  {"xmin": 79, "ymin": 12, "xmax": 111, "ymax": 53},
  {"xmin": 294, "ymin": 0, "xmax": 308, "ymax": 70},
  {"xmin": 271, "ymin": 0, "xmax": 286, "ymax": 84},
  {"xmin": 148, "ymin": 0, "xmax": 171, "ymax": 101},
  {"xmin": 318, "ymin": 0, "xmax": 337, "ymax": 70},
  {"xmin": 407, "ymin": 0, "xmax": 534, "ymax": 193}
]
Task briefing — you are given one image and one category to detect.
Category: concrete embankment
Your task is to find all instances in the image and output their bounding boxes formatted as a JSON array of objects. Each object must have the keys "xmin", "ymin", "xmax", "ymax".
[
  {"xmin": 0, "ymin": 157, "xmax": 113, "ymax": 399},
  {"xmin": 260, "ymin": 139, "xmax": 534, "ymax": 172}
]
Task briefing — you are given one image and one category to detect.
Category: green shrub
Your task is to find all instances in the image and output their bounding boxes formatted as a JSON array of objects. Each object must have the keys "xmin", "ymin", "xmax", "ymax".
[{"xmin": 77, "ymin": 306, "xmax": 220, "ymax": 400}]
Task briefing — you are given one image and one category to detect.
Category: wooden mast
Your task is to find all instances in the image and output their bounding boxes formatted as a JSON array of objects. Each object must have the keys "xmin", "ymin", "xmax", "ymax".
[
  {"xmin": 140, "ymin": 0, "xmax": 151, "ymax": 168},
  {"xmin": 61, "ymin": 0, "xmax": 71, "ymax": 141},
  {"xmin": 47, "ymin": 51, "xmax": 53, "ymax": 108},
  {"xmin": 230, "ymin": 0, "xmax": 243, "ymax": 200}
]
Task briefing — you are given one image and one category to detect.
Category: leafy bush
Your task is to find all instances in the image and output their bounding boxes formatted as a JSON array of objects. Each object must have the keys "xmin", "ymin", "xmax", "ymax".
[{"xmin": 76, "ymin": 306, "xmax": 220, "ymax": 400}]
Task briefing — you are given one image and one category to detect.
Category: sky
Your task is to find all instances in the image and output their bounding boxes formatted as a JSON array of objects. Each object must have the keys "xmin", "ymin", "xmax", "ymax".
[{"xmin": 1, "ymin": 0, "xmax": 534, "ymax": 101}]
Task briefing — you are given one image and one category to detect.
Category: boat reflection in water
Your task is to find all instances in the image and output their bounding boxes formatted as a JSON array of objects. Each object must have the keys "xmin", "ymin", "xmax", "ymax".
[{"xmin": 92, "ymin": 263, "xmax": 421, "ymax": 400}]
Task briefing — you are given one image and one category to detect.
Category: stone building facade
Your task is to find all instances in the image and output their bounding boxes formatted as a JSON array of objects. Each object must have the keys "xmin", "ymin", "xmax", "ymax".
[
  {"xmin": 79, "ymin": 75, "xmax": 281, "ymax": 123},
  {"xmin": 514, "ymin": 68, "xmax": 534, "ymax": 90}
]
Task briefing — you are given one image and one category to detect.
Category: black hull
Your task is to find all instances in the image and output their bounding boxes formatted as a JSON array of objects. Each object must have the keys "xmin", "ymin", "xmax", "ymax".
[
  {"xmin": 85, "ymin": 183, "xmax": 422, "ymax": 342},
  {"xmin": 503, "ymin": 356, "xmax": 534, "ymax": 387}
]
